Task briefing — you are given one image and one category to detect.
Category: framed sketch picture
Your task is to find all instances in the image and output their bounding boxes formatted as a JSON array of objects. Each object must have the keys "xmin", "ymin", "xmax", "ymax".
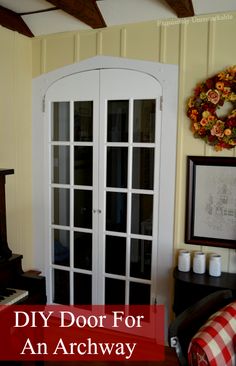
[{"xmin": 185, "ymin": 156, "xmax": 236, "ymax": 249}]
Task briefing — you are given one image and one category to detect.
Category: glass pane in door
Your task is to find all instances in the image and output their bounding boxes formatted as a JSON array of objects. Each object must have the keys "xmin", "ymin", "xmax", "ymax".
[
  {"xmin": 106, "ymin": 192, "xmax": 127, "ymax": 232},
  {"xmin": 105, "ymin": 236, "xmax": 126, "ymax": 275},
  {"xmin": 107, "ymin": 147, "xmax": 128, "ymax": 188},
  {"xmin": 52, "ymin": 102, "xmax": 70, "ymax": 141},
  {"xmin": 74, "ymin": 101, "xmax": 93, "ymax": 141},
  {"xmin": 52, "ymin": 229, "xmax": 70, "ymax": 266},
  {"xmin": 129, "ymin": 282, "xmax": 150, "ymax": 304},
  {"xmin": 74, "ymin": 146, "xmax": 93, "ymax": 186},
  {"xmin": 105, "ymin": 278, "xmax": 125, "ymax": 304},
  {"xmin": 74, "ymin": 273, "xmax": 92, "ymax": 305},
  {"xmin": 74, "ymin": 190, "xmax": 92, "ymax": 228},
  {"xmin": 74, "ymin": 232, "xmax": 92, "ymax": 270},
  {"xmin": 53, "ymin": 269, "xmax": 70, "ymax": 305},
  {"xmin": 132, "ymin": 147, "xmax": 154, "ymax": 190},
  {"xmin": 131, "ymin": 194, "xmax": 153, "ymax": 235},
  {"xmin": 107, "ymin": 100, "xmax": 129, "ymax": 142},
  {"xmin": 133, "ymin": 100, "xmax": 155, "ymax": 142},
  {"xmin": 130, "ymin": 239, "xmax": 152, "ymax": 279},
  {"xmin": 52, "ymin": 188, "xmax": 70, "ymax": 226},
  {"xmin": 52, "ymin": 146, "xmax": 70, "ymax": 184}
]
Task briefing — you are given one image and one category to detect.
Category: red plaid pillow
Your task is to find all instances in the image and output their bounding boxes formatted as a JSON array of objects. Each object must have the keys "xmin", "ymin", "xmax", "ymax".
[
  {"xmin": 188, "ymin": 302, "xmax": 236, "ymax": 366},
  {"xmin": 188, "ymin": 342, "xmax": 209, "ymax": 366}
]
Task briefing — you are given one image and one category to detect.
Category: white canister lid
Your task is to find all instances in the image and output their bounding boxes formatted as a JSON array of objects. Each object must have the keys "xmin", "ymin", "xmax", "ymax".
[
  {"xmin": 209, "ymin": 253, "xmax": 221, "ymax": 259},
  {"xmin": 179, "ymin": 249, "xmax": 190, "ymax": 255},
  {"xmin": 194, "ymin": 251, "xmax": 205, "ymax": 256}
]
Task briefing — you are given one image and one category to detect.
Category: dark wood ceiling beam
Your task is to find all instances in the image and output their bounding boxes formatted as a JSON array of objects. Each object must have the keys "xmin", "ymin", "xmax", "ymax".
[
  {"xmin": 47, "ymin": 0, "xmax": 106, "ymax": 28},
  {"xmin": 164, "ymin": 0, "xmax": 194, "ymax": 17},
  {"xmin": 0, "ymin": 5, "xmax": 34, "ymax": 37}
]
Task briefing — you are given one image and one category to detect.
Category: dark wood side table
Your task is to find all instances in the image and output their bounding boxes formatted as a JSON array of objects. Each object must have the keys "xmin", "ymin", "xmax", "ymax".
[{"xmin": 173, "ymin": 267, "xmax": 236, "ymax": 315}]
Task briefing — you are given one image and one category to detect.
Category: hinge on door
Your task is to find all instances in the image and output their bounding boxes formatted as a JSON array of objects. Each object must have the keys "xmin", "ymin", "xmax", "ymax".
[
  {"xmin": 160, "ymin": 96, "xmax": 163, "ymax": 111},
  {"xmin": 42, "ymin": 96, "xmax": 45, "ymax": 112}
]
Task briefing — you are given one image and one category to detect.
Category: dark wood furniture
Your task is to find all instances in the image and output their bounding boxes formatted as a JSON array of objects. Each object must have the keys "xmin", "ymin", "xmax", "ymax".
[
  {"xmin": 0, "ymin": 168, "xmax": 46, "ymax": 305},
  {"xmin": 173, "ymin": 267, "xmax": 236, "ymax": 315},
  {"xmin": 0, "ymin": 169, "xmax": 14, "ymax": 259},
  {"xmin": 0, "ymin": 169, "xmax": 46, "ymax": 366},
  {"xmin": 0, "ymin": 253, "xmax": 46, "ymax": 305}
]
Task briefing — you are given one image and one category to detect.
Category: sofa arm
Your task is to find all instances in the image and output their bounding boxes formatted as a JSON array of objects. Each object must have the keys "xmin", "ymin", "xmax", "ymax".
[{"xmin": 188, "ymin": 302, "xmax": 236, "ymax": 366}]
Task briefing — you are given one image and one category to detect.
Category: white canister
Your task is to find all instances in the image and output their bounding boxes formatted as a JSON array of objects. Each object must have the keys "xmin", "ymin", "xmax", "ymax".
[
  {"xmin": 193, "ymin": 252, "xmax": 206, "ymax": 274},
  {"xmin": 209, "ymin": 254, "xmax": 221, "ymax": 277},
  {"xmin": 178, "ymin": 250, "xmax": 191, "ymax": 272}
]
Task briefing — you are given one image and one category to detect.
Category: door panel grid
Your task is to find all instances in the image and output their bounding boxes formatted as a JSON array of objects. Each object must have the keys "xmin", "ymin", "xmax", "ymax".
[
  {"xmin": 47, "ymin": 69, "xmax": 162, "ymax": 306},
  {"xmin": 101, "ymin": 96, "xmax": 159, "ymax": 305}
]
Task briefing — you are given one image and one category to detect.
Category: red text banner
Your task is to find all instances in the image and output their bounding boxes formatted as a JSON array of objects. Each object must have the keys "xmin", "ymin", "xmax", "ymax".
[{"xmin": 0, "ymin": 305, "xmax": 164, "ymax": 362}]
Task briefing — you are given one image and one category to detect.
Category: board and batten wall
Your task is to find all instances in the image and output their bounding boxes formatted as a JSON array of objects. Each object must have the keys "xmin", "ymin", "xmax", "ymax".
[
  {"xmin": 1, "ymin": 11, "xmax": 236, "ymax": 273},
  {"xmin": 32, "ymin": 13, "xmax": 236, "ymax": 273}
]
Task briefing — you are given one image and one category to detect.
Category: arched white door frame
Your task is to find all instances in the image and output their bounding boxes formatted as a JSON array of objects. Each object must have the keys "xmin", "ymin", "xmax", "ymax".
[{"xmin": 32, "ymin": 56, "xmax": 178, "ymax": 315}]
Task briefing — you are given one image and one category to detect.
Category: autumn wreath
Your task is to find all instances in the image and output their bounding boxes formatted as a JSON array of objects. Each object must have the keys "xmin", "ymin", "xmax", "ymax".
[{"xmin": 187, "ymin": 65, "xmax": 236, "ymax": 151}]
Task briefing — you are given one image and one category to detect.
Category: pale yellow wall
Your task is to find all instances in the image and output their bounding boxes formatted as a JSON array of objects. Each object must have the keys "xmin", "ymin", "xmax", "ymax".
[
  {"xmin": 1, "ymin": 11, "xmax": 236, "ymax": 274},
  {"xmin": 0, "ymin": 27, "xmax": 33, "ymax": 269},
  {"xmin": 32, "ymin": 12, "xmax": 236, "ymax": 273}
]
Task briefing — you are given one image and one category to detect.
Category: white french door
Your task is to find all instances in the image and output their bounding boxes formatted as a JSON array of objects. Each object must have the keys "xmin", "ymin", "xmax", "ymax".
[{"xmin": 46, "ymin": 68, "xmax": 162, "ymax": 306}]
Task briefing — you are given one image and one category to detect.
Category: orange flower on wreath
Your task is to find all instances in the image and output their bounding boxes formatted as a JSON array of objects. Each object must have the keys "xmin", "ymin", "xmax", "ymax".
[
  {"xmin": 189, "ymin": 109, "xmax": 198, "ymax": 121},
  {"xmin": 216, "ymin": 81, "xmax": 224, "ymax": 91}
]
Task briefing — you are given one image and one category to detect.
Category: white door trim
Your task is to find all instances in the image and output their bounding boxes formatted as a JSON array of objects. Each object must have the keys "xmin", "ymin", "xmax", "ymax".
[{"xmin": 32, "ymin": 56, "xmax": 178, "ymax": 315}]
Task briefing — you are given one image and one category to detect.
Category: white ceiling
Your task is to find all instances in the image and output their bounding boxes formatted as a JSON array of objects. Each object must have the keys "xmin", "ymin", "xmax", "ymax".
[{"xmin": 0, "ymin": 0, "xmax": 236, "ymax": 36}]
